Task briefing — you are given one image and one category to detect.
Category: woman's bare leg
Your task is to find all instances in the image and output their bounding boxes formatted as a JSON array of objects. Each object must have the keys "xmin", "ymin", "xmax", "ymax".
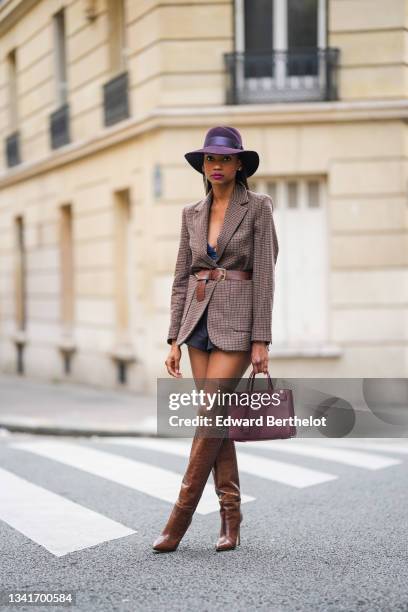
[
  {"xmin": 188, "ymin": 345, "xmax": 251, "ymax": 520},
  {"xmin": 152, "ymin": 345, "xmax": 251, "ymax": 552},
  {"xmin": 206, "ymin": 347, "xmax": 252, "ymax": 380},
  {"xmin": 187, "ymin": 344, "xmax": 210, "ymax": 383},
  {"xmin": 206, "ymin": 348, "xmax": 252, "ymax": 549},
  {"xmin": 189, "ymin": 346, "xmax": 252, "ymax": 550}
]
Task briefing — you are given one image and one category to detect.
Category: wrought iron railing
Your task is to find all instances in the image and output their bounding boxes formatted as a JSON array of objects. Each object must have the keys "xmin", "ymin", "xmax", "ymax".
[
  {"xmin": 50, "ymin": 103, "xmax": 70, "ymax": 149},
  {"xmin": 5, "ymin": 131, "xmax": 21, "ymax": 167},
  {"xmin": 103, "ymin": 71, "xmax": 130, "ymax": 127},
  {"xmin": 224, "ymin": 48, "xmax": 340, "ymax": 104}
]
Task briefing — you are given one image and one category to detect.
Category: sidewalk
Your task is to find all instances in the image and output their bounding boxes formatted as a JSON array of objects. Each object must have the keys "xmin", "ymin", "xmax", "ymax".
[{"xmin": 0, "ymin": 373, "xmax": 157, "ymax": 437}]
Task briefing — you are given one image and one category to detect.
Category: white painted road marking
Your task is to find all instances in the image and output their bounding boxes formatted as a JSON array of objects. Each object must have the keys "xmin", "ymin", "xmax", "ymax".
[
  {"xmin": 99, "ymin": 437, "xmax": 338, "ymax": 488},
  {"xmin": 313, "ymin": 439, "xmax": 408, "ymax": 455},
  {"xmin": 0, "ymin": 467, "xmax": 135, "ymax": 558},
  {"xmin": 252, "ymin": 439, "xmax": 402, "ymax": 469},
  {"xmin": 11, "ymin": 440, "xmax": 254, "ymax": 515}
]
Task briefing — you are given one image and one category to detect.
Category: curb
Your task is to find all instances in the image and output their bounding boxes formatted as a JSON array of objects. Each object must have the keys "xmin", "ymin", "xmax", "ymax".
[{"xmin": 0, "ymin": 422, "xmax": 158, "ymax": 438}]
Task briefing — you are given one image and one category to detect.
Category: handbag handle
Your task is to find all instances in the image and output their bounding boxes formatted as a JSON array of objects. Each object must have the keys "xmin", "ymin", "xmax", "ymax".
[
  {"xmin": 246, "ymin": 369, "xmax": 275, "ymax": 394},
  {"xmin": 241, "ymin": 370, "xmax": 275, "ymax": 426}
]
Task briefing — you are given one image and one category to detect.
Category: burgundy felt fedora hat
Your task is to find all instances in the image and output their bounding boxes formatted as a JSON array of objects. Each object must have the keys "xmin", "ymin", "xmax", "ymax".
[{"xmin": 184, "ymin": 126, "xmax": 259, "ymax": 177}]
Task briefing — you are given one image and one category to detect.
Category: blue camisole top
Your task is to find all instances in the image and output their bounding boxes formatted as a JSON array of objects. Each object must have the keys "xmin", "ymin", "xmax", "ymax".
[{"xmin": 207, "ymin": 243, "xmax": 217, "ymax": 260}]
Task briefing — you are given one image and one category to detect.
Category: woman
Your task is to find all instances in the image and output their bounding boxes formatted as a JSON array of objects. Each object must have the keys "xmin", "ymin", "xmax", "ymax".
[{"xmin": 152, "ymin": 126, "xmax": 279, "ymax": 553}]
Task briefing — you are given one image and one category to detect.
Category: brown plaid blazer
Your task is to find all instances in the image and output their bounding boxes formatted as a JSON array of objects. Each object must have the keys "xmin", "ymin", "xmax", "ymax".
[{"xmin": 167, "ymin": 181, "xmax": 279, "ymax": 351}]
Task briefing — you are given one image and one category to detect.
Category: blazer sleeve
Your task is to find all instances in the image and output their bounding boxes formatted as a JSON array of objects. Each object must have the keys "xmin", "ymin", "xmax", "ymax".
[
  {"xmin": 167, "ymin": 207, "xmax": 192, "ymax": 345},
  {"xmin": 251, "ymin": 196, "xmax": 279, "ymax": 346}
]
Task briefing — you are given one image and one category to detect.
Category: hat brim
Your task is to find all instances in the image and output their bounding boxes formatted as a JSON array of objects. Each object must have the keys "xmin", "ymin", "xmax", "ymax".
[{"xmin": 185, "ymin": 148, "xmax": 259, "ymax": 177}]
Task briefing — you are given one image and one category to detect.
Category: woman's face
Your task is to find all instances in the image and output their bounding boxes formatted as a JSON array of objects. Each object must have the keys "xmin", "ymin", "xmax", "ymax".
[{"xmin": 202, "ymin": 153, "xmax": 242, "ymax": 186}]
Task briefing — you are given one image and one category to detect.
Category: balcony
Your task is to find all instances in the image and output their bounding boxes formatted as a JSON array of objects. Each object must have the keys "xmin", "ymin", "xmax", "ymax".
[
  {"xmin": 103, "ymin": 71, "xmax": 130, "ymax": 127},
  {"xmin": 5, "ymin": 131, "xmax": 21, "ymax": 167},
  {"xmin": 49, "ymin": 103, "xmax": 70, "ymax": 149},
  {"xmin": 224, "ymin": 48, "xmax": 340, "ymax": 105}
]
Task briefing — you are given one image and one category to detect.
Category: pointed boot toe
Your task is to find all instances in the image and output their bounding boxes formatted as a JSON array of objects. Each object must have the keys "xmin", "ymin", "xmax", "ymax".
[
  {"xmin": 152, "ymin": 534, "xmax": 180, "ymax": 553},
  {"xmin": 152, "ymin": 505, "xmax": 193, "ymax": 553}
]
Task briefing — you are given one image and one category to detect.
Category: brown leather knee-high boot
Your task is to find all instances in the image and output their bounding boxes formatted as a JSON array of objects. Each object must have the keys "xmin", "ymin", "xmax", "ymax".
[
  {"xmin": 212, "ymin": 438, "xmax": 242, "ymax": 551},
  {"xmin": 152, "ymin": 432, "xmax": 225, "ymax": 552}
]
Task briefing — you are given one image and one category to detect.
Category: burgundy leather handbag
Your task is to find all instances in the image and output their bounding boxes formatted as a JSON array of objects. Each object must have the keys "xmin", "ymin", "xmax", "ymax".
[{"xmin": 227, "ymin": 370, "xmax": 297, "ymax": 442}]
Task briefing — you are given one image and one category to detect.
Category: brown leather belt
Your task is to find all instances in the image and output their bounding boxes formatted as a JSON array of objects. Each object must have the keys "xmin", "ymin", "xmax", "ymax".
[{"xmin": 193, "ymin": 268, "xmax": 252, "ymax": 302}]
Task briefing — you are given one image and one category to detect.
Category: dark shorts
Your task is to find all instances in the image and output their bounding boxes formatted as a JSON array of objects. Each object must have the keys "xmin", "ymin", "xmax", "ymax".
[{"xmin": 184, "ymin": 304, "xmax": 218, "ymax": 352}]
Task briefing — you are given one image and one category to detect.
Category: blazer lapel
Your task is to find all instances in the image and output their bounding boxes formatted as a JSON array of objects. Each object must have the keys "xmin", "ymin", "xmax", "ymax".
[
  {"xmin": 192, "ymin": 189, "xmax": 216, "ymax": 267},
  {"xmin": 214, "ymin": 182, "xmax": 249, "ymax": 262},
  {"xmin": 193, "ymin": 182, "xmax": 249, "ymax": 266}
]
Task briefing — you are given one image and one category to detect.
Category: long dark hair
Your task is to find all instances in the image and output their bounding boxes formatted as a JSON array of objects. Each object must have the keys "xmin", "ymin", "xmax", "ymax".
[{"xmin": 203, "ymin": 155, "xmax": 250, "ymax": 194}]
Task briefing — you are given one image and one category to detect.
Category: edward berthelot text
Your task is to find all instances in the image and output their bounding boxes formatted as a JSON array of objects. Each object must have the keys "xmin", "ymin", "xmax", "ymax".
[{"xmin": 168, "ymin": 415, "xmax": 327, "ymax": 427}]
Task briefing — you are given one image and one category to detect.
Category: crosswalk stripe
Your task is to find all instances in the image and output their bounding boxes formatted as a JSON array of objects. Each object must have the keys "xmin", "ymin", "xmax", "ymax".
[
  {"xmin": 312, "ymin": 439, "xmax": 408, "ymax": 455},
  {"xmin": 0, "ymin": 467, "xmax": 135, "ymax": 558},
  {"xmin": 249, "ymin": 440, "xmax": 402, "ymax": 469},
  {"xmin": 10, "ymin": 441, "xmax": 254, "ymax": 515},
  {"xmin": 98, "ymin": 437, "xmax": 338, "ymax": 488}
]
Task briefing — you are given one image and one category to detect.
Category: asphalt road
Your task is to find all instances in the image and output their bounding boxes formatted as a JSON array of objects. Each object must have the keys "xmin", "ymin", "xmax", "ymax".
[{"xmin": 1, "ymin": 432, "xmax": 407, "ymax": 612}]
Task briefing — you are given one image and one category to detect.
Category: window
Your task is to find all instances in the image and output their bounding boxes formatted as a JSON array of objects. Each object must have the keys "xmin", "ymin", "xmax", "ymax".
[
  {"xmin": 232, "ymin": 0, "xmax": 331, "ymax": 103},
  {"xmin": 244, "ymin": 0, "xmax": 273, "ymax": 52},
  {"xmin": 52, "ymin": 9, "xmax": 67, "ymax": 105},
  {"xmin": 107, "ymin": 0, "xmax": 127, "ymax": 75},
  {"xmin": 50, "ymin": 9, "xmax": 70, "ymax": 148},
  {"xmin": 14, "ymin": 215, "xmax": 26, "ymax": 332},
  {"xmin": 5, "ymin": 49, "xmax": 21, "ymax": 166},
  {"xmin": 243, "ymin": 0, "xmax": 273, "ymax": 78},
  {"xmin": 59, "ymin": 204, "xmax": 74, "ymax": 330},
  {"xmin": 249, "ymin": 177, "xmax": 329, "ymax": 347},
  {"xmin": 237, "ymin": 0, "xmax": 324, "ymax": 56},
  {"xmin": 288, "ymin": 0, "xmax": 318, "ymax": 48},
  {"xmin": 113, "ymin": 189, "xmax": 131, "ymax": 338},
  {"xmin": 7, "ymin": 49, "xmax": 18, "ymax": 129},
  {"xmin": 103, "ymin": 1, "xmax": 130, "ymax": 126}
]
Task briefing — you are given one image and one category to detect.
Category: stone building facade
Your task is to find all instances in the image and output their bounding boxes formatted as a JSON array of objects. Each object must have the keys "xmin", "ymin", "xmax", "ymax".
[{"xmin": 0, "ymin": 0, "xmax": 407, "ymax": 392}]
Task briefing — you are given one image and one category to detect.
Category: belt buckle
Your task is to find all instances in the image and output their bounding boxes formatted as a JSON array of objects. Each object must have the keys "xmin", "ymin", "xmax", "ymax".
[{"xmin": 216, "ymin": 267, "xmax": 227, "ymax": 281}]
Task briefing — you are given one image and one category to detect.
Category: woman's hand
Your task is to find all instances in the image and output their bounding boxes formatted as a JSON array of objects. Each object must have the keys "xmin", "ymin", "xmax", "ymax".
[
  {"xmin": 165, "ymin": 342, "xmax": 183, "ymax": 377},
  {"xmin": 251, "ymin": 341, "xmax": 269, "ymax": 374}
]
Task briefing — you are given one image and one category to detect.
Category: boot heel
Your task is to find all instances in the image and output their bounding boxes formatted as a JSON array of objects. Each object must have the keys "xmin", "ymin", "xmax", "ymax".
[{"xmin": 236, "ymin": 528, "xmax": 240, "ymax": 546}]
